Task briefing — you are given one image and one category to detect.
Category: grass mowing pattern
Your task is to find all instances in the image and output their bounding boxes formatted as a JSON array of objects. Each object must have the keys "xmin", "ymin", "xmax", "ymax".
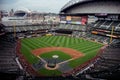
[
  {"xmin": 40, "ymin": 51, "xmax": 72, "ymax": 61},
  {"xmin": 20, "ymin": 36, "xmax": 104, "ymax": 75},
  {"xmin": 21, "ymin": 43, "xmax": 39, "ymax": 64},
  {"xmin": 21, "ymin": 36, "xmax": 103, "ymax": 64}
]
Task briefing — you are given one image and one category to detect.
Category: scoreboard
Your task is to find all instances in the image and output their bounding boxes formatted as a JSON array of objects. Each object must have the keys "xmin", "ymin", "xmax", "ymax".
[{"xmin": 60, "ymin": 16, "xmax": 87, "ymax": 25}]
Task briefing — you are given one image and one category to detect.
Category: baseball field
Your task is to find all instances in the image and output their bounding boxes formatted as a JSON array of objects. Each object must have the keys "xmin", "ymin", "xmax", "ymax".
[{"xmin": 20, "ymin": 35, "xmax": 104, "ymax": 76}]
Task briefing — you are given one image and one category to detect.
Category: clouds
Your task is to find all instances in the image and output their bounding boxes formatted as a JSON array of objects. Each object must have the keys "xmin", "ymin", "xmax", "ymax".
[{"xmin": 0, "ymin": 0, "xmax": 70, "ymax": 13}]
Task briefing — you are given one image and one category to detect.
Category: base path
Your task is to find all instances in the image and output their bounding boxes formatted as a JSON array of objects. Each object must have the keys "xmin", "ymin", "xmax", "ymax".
[
  {"xmin": 32, "ymin": 47, "xmax": 84, "ymax": 59},
  {"xmin": 32, "ymin": 47, "xmax": 84, "ymax": 70}
]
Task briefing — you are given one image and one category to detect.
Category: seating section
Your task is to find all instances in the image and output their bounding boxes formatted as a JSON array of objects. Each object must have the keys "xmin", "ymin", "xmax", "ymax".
[
  {"xmin": 108, "ymin": 21, "xmax": 120, "ymax": 30},
  {"xmin": 0, "ymin": 35, "xmax": 19, "ymax": 73},
  {"xmin": 4, "ymin": 24, "xmax": 86, "ymax": 32},
  {"xmin": 5, "ymin": 25, "xmax": 51, "ymax": 32},
  {"xmin": 0, "ymin": 23, "xmax": 120, "ymax": 79},
  {"xmin": 4, "ymin": 23, "xmax": 119, "ymax": 45},
  {"xmin": 83, "ymin": 31, "xmax": 119, "ymax": 44},
  {"xmin": 93, "ymin": 20, "xmax": 120, "ymax": 31},
  {"xmin": 94, "ymin": 20, "xmax": 105, "ymax": 28},
  {"xmin": 100, "ymin": 21, "xmax": 112, "ymax": 29},
  {"xmin": 75, "ymin": 42, "xmax": 120, "ymax": 79},
  {"xmin": 0, "ymin": 24, "xmax": 5, "ymax": 35},
  {"xmin": 4, "ymin": 20, "xmax": 120, "ymax": 33},
  {"xmin": 56, "ymin": 24, "xmax": 86, "ymax": 31},
  {"xmin": 72, "ymin": 31, "xmax": 83, "ymax": 37}
]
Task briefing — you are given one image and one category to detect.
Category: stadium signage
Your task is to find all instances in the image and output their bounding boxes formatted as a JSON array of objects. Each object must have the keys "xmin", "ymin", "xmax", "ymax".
[{"xmin": 91, "ymin": 31, "xmax": 119, "ymax": 38}]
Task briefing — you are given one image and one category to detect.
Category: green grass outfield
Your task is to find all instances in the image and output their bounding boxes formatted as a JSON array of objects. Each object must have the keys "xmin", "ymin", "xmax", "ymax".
[{"xmin": 20, "ymin": 36, "xmax": 104, "ymax": 75}]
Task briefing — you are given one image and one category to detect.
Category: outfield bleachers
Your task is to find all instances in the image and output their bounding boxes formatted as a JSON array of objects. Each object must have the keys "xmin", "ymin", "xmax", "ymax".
[
  {"xmin": 93, "ymin": 20, "xmax": 120, "ymax": 31},
  {"xmin": 4, "ymin": 25, "xmax": 51, "ymax": 32},
  {"xmin": 4, "ymin": 23, "xmax": 86, "ymax": 33},
  {"xmin": 94, "ymin": 20, "xmax": 105, "ymax": 28},
  {"xmin": 83, "ymin": 31, "xmax": 120, "ymax": 44},
  {"xmin": 55, "ymin": 24, "xmax": 86, "ymax": 31},
  {"xmin": 108, "ymin": 21, "xmax": 120, "ymax": 30},
  {"xmin": 99, "ymin": 21, "xmax": 112, "ymax": 29}
]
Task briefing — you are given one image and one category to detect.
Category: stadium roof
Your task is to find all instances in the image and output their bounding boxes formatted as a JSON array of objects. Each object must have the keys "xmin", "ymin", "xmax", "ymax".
[
  {"xmin": 60, "ymin": 0, "xmax": 120, "ymax": 14},
  {"xmin": 60, "ymin": 0, "xmax": 91, "ymax": 12}
]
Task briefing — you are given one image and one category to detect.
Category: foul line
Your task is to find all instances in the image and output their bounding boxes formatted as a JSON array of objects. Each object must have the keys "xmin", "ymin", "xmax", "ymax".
[
  {"xmin": 58, "ymin": 58, "xmax": 75, "ymax": 65},
  {"xmin": 37, "ymin": 56, "xmax": 47, "ymax": 63},
  {"xmin": 37, "ymin": 55, "xmax": 75, "ymax": 66}
]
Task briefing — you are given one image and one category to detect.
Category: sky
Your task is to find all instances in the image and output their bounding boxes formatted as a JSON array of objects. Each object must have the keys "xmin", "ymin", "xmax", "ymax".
[{"xmin": 0, "ymin": 0, "xmax": 70, "ymax": 13}]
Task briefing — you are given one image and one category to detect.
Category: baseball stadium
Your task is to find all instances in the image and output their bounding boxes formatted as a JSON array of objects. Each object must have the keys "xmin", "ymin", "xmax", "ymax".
[{"xmin": 0, "ymin": 0, "xmax": 120, "ymax": 80}]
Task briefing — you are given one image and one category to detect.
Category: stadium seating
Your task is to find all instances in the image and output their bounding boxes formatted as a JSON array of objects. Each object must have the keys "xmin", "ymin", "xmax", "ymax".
[
  {"xmin": 1, "ymin": 21, "xmax": 120, "ymax": 80},
  {"xmin": 0, "ymin": 34, "xmax": 20, "ymax": 72},
  {"xmin": 93, "ymin": 20, "xmax": 105, "ymax": 28},
  {"xmin": 0, "ymin": 24, "xmax": 5, "ymax": 35},
  {"xmin": 55, "ymin": 24, "xmax": 86, "ymax": 31},
  {"xmin": 4, "ymin": 25, "xmax": 51, "ymax": 32},
  {"xmin": 75, "ymin": 42, "xmax": 120, "ymax": 80},
  {"xmin": 93, "ymin": 20, "xmax": 120, "ymax": 31},
  {"xmin": 4, "ymin": 24, "xmax": 86, "ymax": 33}
]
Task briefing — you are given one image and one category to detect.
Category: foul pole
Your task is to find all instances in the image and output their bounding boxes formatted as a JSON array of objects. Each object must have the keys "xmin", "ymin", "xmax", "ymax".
[{"xmin": 110, "ymin": 26, "xmax": 114, "ymax": 44}]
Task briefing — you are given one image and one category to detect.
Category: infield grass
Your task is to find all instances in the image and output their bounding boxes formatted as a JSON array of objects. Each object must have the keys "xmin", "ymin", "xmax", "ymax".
[{"xmin": 40, "ymin": 51, "xmax": 72, "ymax": 61}]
